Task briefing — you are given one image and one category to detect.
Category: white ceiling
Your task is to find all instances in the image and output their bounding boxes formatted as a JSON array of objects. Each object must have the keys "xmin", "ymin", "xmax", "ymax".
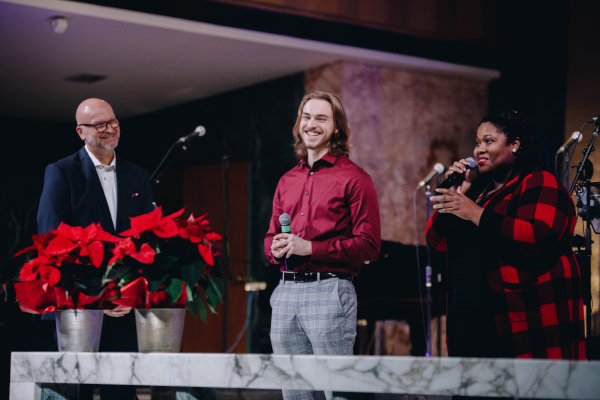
[{"xmin": 0, "ymin": 0, "xmax": 499, "ymax": 122}]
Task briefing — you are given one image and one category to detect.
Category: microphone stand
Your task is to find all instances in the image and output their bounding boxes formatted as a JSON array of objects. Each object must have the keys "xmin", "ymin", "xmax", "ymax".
[
  {"xmin": 424, "ymin": 183, "xmax": 433, "ymax": 357},
  {"xmin": 556, "ymin": 147, "xmax": 573, "ymax": 190},
  {"xmin": 570, "ymin": 122, "xmax": 599, "ymax": 358},
  {"xmin": 149, "ymin": 138, "xmax": 193, "ymax": 184},
  {"xmin": 569, "ymin": 125, "xmax": 598, "ymax": 196},
  {"xmin": 564, "ymin": 149, "xmax": 573, "ymax": 191}
]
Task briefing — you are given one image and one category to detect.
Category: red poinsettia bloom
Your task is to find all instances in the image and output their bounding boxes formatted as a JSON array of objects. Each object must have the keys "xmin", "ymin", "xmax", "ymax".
[
  {"xmin": 13, "ymin": 222, "xmax": 123, "ymax": 314},
  {"xmin": 177, "ymin": 213, "xmax": 222, "ymax": 266},
  {"xmin": 112, "ymin": 277, "xmax": 189, "ymax": 309},
  {"xmin": 19, "ymin": 255, "xmax": 60, "ymax": 288},
  {"xmin": 46, "ymin": 223, "xmax": 120, "ymax": 268},
  {"xmin": 14, "ymin": 232, "xmax": 54, "ymax": 258},
  {"xmin": 108, "ymin": 237, "xmax": 156, "ymax": 265},
  {"xmin": 113, "ymin": 207, "xmax": 224, "ymax": 319},
  {"xmin": 120, "ymin": 207, "xmax": 184, "ymax": 238}
]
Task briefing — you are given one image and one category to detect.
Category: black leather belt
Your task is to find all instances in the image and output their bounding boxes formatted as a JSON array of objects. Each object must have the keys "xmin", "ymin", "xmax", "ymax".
[{"xmin": 281, "ymin": 271, "xmax": 353, "ymax": 283}]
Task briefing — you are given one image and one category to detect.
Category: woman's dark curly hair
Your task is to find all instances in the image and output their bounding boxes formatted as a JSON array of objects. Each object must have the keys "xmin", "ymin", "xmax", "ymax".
[
  {"xmin": 292, "ymin": 91, "xmax": 350, "ymax": 159},
  {"xmin": 479, "ymin": 110, "xmax": 552, "ymax": 173}
]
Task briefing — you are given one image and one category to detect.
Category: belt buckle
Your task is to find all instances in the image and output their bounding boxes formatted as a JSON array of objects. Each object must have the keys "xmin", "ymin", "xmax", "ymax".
[{"xmin": 282, "ymin": 271, "xmax": 294, "ymax": 283}]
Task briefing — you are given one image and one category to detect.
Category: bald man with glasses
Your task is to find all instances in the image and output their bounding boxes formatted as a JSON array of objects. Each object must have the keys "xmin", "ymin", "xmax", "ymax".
[
  {"xmin": 38, "ymin": 98, "xmax": 153, "ymax": 235},
  {"xmin": 37, "ymin": 98, "xmax": 154, "ymax": 399}
]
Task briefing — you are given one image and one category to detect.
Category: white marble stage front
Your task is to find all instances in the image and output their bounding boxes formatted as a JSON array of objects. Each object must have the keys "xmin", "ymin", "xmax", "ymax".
[{"xmin": 10, "ymin": 352, "xmax": 600, "ymax": 399}]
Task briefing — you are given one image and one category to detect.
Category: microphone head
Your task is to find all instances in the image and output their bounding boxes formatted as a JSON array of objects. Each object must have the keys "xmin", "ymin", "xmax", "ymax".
[
  {"xmin": 417, "ymin": 162, "xmax": 446, "ymax": 188},
  {"xmin": 557, "ymin": 131, "xmax": 583, "ymax": 154},
  {"xmin": 194, "ymin": 126, "xmax": 206, "ymax": 137},
  {"xmin": 278, "ymin": 213, "xmax": 291, "ymax": 226},
  {"xmin": 465, "ymin": 157, "xmax": 477, "ymax": 169}
]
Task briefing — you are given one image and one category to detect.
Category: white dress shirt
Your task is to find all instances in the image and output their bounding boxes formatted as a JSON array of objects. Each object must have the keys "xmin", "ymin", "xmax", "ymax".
[{"xmin": 84, "ymin": 146, "xmax": 117, "ymax": 230}]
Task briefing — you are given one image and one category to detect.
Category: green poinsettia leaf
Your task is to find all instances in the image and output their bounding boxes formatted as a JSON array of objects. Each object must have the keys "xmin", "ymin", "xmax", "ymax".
[
  {"xmin": 117, "ymin": 271, "xmax": 138, "ymax": 286},
  {"xmin": 205, "ymin": 277, "xmax": 224, "ymax": 312},
  {"xmin": 181, "ymin": 260, "xmax": 203, "ymax": 287},
  {"xmin": 185, "ymin": 284, "xmax": 194, "ymax": 303},
  {"xmin": 103, "ymin": 264, "xmax": 129, "ymax": 283},
  {"xmin": 188, "ymin": 292, "xmax": 208, "ymax": 323},
  {"xmin": 148, "ymin": 275, "xmax": 168, "ymax": 292},
  {"xmin": 165, "ymin": 278, "xmax": 183, "ymax": 303}
]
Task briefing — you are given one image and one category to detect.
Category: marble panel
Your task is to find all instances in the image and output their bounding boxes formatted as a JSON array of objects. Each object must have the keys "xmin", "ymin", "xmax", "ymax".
[{"xmin": 10, "ymin": 352, "xmax": 600, "ymax": 399}]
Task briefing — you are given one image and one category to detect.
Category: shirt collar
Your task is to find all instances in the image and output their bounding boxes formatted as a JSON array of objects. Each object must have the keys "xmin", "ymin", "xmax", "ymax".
[
  {"xmin": 299, "ymin": 152, "xmax": 338, "ymax": 169},
  {"xmin": 84, "ymin": 146, "xmax": 116, "ymax": 170}
]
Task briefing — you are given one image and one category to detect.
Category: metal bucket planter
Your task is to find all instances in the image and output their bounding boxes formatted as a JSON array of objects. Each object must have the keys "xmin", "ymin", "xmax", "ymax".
[
  {"xmin": 55, "ymin": 309, "xmax": 104, "ymax": 352},
  {"xmin": 135, "ymin": 308, "xmax": 186, "ymax": 352}
]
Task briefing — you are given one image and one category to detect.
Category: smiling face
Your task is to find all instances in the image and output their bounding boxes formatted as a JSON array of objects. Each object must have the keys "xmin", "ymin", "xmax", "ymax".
[
  {"xmin": 75, "ymin": 98, "xmax": 120, "ymax": 163},
  {"xmin": 474, "ymin": 121, "xmax": 520, "ymax": 176},
  {"xmin": 298, "ymin": 98, "xmax": 336, "ymax": 160}
]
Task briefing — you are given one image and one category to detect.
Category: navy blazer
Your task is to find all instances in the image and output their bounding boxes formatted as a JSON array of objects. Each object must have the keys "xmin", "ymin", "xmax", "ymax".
[{"xmin": 37, "ymin": 147, "xmax": 154, "ymax": 234}]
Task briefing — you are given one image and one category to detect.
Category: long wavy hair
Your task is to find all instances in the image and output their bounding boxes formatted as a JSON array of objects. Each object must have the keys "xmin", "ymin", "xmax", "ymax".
[{"xmin": 292, "ymin": 91, "xmax": 351, "ymax": 160}]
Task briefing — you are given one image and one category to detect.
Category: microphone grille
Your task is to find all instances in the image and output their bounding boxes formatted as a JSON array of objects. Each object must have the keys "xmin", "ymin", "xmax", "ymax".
[
  {"xmin": 194, "ymin": 126, "xmax": 206, "ymax": 137},
  {"xmin": 465, "ymin": 157, "xmax": 477, "ymax": 169},
  {"xmin": 433, "ymin": 163, "xmax": 445, "ymax": 174},
  {"xmin": 278, "ymin": 213, "xmax": 291, "ymax": 226}
]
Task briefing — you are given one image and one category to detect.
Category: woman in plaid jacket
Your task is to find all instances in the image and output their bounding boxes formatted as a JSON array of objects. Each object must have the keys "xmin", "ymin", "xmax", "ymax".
[{"xmin": 427, "ymin": 111, "xmax": 585, "ymax": 359}]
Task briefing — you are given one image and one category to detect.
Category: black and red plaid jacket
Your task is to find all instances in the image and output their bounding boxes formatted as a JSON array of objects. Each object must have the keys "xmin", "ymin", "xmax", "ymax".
[{"xmin": 427, "ymin": 168, "xmax": 585, "ymax": 359}]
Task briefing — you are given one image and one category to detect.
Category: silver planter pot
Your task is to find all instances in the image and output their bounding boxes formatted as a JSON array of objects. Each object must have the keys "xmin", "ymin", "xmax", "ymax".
[
  {"xmin": 135, "ymin": 308, "xmax": 186, "ymax": 352},
  {"xmin": 55, "ymin": 309, "xmax": 104, "ymax": 352}
]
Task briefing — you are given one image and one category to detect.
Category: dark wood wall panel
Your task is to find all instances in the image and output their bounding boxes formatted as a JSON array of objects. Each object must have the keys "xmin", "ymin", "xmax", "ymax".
[
  {"xmin": 210, "ymin": 0, "xmax": 498, "ymax": 44},
  {"xmin": 181, "ymin": 161, "xmax": 249, "ymax": 353}
]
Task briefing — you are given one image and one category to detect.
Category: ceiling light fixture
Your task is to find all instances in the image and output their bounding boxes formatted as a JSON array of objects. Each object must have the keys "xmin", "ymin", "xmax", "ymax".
[
  {"xmin": 50, "ymin": 16, "xmax": 68, "ymax": 34},
  {"xmin": 64, "ymin": 73, "xmax": 107, "ymax": 84}
]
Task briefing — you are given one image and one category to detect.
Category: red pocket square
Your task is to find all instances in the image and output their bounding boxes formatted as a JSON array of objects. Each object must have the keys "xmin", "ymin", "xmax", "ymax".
[{"xmin": 131, "ymin": 192, "xmax": 139, "ymax": 198}]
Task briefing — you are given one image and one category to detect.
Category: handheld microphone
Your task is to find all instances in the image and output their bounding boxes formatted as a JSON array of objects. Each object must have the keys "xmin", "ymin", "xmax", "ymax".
[
  {"xmin": 556, "ymin": 131, "xmax": 583, "ymax": 154},
  {"xmin": 418, "ymin": 163, "xmax": 445, "ymax": 188},
  {"xmin": 178, "ymin": 125, "xmax": 206, "ymax": 143},
  {"xmin": 437, "ymin": 157, "xmax": 477, "ymax": 189},
  {"xmin": 279, "ymin": 213, "xmax": 291, "ymax": 233},
  {"xmin": 278, "ymin": 213, "xmax": 291, "ymax": 270}
]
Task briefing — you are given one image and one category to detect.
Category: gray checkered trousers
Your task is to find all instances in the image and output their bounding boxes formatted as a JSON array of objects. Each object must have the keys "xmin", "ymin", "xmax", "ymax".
[{"xmin": 270, "ymin": 277, "xmax": 357, "ymax": 400}]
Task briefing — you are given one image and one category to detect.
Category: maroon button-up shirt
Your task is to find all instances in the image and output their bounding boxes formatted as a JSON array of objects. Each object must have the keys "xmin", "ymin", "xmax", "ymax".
[{"xmin": 264, "ymin": 153, "xmax": 381, "ymax": 275}]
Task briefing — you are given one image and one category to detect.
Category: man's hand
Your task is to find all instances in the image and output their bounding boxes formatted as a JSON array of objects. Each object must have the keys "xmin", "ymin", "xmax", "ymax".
[
  {"xmin": 104, "ymin": 305, "xmax": 132, "ymax": 317},
  {"xmin": 271, "ymin": 233, "xmax": 312, "ymax": 259}
]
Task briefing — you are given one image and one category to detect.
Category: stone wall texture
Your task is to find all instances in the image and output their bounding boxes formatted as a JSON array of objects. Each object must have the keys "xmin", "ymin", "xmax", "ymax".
[{"xmin": 306, "ymin": 62, "xmax": 489, "ymax": 244}]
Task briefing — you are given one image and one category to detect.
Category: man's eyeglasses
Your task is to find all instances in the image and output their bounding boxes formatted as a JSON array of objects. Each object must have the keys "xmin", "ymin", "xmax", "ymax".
[{"xmin": 77, "ymin": 118, "xmax": 119, "ymax": 132}]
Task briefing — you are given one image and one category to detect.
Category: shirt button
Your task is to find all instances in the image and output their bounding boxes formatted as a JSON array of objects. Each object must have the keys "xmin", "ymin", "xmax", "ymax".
[
  {"xmin": 300, "ymin": 212, "xmax": 304, "ymax": 216},
  {"xmin": 305, "ymin": 191, "xmax": 309, "ymax": 195},
  {"xmin": 309, "ymin": 172, "xmax": 314, "ymax": 176}
]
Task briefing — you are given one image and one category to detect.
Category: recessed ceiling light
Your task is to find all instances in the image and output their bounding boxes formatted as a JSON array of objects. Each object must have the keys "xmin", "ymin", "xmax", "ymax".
[{"xmin": 64, "ymin": 73, "xmax": 107, "ymax": 84}]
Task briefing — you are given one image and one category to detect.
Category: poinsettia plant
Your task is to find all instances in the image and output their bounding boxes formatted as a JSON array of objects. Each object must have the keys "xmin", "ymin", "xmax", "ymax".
[
  {"xmin": 13, "ymin": 223, "xmax": 122, "ymax": 313},
  {"xmin": 108, "ymin": 207, "xmax": 224, "ymax": 322}
]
